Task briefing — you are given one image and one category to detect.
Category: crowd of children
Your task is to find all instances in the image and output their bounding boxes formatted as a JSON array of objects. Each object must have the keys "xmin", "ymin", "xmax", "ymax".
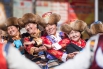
[{"xmin": 0, "ymin": 12, "xmax": 103, "ymax": 69}]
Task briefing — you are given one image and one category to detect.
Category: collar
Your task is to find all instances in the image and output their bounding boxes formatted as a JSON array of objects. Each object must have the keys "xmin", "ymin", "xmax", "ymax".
[
  {"xmin": 71, "ymin": 38, "xmax": 86, "ymax": 48},
  {"xmin": 49, "ymin": 32, "xmax": 62, "ymax": 42},
  {"xmin": 12, "ymin": 35, "xmax": 21, "ymax": 40}
]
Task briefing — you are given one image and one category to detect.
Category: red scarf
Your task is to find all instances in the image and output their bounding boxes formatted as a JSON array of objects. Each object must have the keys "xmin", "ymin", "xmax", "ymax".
[{"xmin": 71, "ymin": 39, "xmax": 86, "ymax": 48}]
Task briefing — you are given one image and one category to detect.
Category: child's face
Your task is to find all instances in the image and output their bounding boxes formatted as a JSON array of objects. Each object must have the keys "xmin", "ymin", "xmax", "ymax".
[
  {"xmin": 68, "ymin": 30, "xmax": 81, "ymax": 42},
  {"xmin": 7, "ymin": 26, "xmax": 19, "ymax": 37}
]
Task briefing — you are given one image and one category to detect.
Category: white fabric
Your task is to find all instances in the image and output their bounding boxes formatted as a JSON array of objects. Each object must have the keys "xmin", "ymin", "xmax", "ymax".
[
  {"xmin": 50, "ymin": 32, "xmax": 62, "ymax": 43},
  {"xmin": 6, "ymin": 45, "xmax": 41, "ymax": 69},
  {"xmin": 50, "ymin": 32, "xmax": 62, "ymax": 50},
  {"xmin": 54, "ymin": 34, "xmax": 100, "ymax": 69},
  {"xmin": 96, "ymin": 47, "xmax": 103, "ymax": 68},
  {"xmin": 61, "ymin": 53, "xmax": 68, "ymax": 62},
  {"xmin": 52, "ymin": 43, "xmax": 62, "ymax": 50}
]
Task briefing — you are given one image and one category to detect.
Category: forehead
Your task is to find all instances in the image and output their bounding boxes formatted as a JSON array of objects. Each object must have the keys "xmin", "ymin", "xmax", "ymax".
[
  {"xmin": 46, "ymin": 24, "xmax": 56, "ymax": 27},
  {"xmin": 25, "ymin": 23, "xmax": 36, "ymax": 26},
  {"xmin": 7, "ymin": 25, "xmax": 17, "ymax": 28},
  {"xmin": 70, "ymin": 30, "xmax": 80, "ymax": 33}
]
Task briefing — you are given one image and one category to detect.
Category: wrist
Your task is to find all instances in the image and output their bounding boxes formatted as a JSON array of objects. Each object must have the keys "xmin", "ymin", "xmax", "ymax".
[{"xmin": 31, "ymin": 41, "xmax": 35, "ymax": 44}]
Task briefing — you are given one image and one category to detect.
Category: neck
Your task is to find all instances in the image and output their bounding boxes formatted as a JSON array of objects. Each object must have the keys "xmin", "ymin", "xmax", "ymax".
[
  {"xmin": 32, "ymin": 28, "xmax": 38, "ymax": 35},
  {"xmin": 51, "ymin": 32, "xmax": 57, "ymax": 37},
  {"xmin": 12, "ymin": 32, "xmax": 21, "ymax": 40},
  {"xmin": 31, "ymin": 29, "xmax": 40, "ymax": 38}
]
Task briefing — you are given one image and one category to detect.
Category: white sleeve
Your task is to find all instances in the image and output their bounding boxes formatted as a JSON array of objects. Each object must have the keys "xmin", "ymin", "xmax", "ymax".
[
  {"xmin": 54, "ymin": 39, "xmax": 92, "ymax": 69},
  {"xmin": 52, "ymin": 43, "xmax": 62, "ymax": 50},
  {"xmin": 6, "ymin": 45, "xmax": 41, "ymax": 69}
]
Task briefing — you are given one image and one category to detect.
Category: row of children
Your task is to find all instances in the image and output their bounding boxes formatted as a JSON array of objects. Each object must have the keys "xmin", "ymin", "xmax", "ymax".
[{"xmin": 0, "ymin": 12, "xmax": 103, "ymax": 69}]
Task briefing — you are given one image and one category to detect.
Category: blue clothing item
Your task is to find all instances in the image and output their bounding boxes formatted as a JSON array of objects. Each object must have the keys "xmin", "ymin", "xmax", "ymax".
[
  {"xmin": 46, "ymin": 32, "xmax": 64, "ymax": 60},
  {"xmin": 38, "ymin": 51, "xmax": 44, "ymax": 56},
  {"xmin": 13, "ymin": 40, "xmax": 24, "ymax": 54}
]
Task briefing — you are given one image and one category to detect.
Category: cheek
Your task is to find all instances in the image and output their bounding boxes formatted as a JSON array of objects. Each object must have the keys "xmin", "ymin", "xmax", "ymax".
[
  {"xmin": 25, "ymin": 25, "xmax": 29, "ymax": 29},
  {"xmin": 15, "ymin": 29, "xmax": 18, "ymax": 32},
  {"xmin": 69, "ymin": 35, "xmax": 73, "ymax": 39},
  {"xmin": 32, "ymin": 25, "xmax": 37, "ymax": 30},
  {"xmin": 45, "ymin": 27, "xmax": 48, "ymax": 31},
  {"xmin": 68, "ymin": 33, "xmax": 73, "ymax": 38},
  {"xmin": 52, "ymin": 26, "xmax": 56, "ymax": 29},
  {"xmin": 53, "ymin": 27, "xmax": 56, "ymax": 31},
  {"xmin": 13, "ymin": 27, "xmax": 18, "ymax": 31},
  {"xmin": 76, "ymin": 33, "xmax": 81, "ymax": 37}
]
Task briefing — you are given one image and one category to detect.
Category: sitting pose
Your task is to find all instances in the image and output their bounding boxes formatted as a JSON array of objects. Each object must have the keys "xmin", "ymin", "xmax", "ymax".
[
  {"xmin": 54, "ymin": 21, "xmax": 103, "ymax": 69},
  {"xmin": 61, "ymin": 20, "xmax": 87, "ymax": 54},
  {"xmin": 5, "ymin": 17, "xmax": 24, "ymax": 54}
]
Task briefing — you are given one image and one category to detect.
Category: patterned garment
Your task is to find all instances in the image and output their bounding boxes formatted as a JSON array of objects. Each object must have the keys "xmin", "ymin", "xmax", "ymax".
[
  {"xmin": 71, "ymin": 39, "xmax": 86, "ymax": 48},
  {"xmin": 42, "ymin": 32, "xmax": 70, "ymax": 62}
]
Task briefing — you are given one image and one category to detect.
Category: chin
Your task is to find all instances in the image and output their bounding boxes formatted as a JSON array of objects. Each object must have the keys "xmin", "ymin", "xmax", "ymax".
[
  {"xmin": 50, "ymin": 32, "xmax": 55, "ymax": 35},
  {"xmin": 28, "ymin": 31, "xmax": 32, "ymax": 34},
  {"xmin": 50, "ymin": 33, "xmax": 54, "ymax": 35},
  {"xmin": 11, "ymin": 35, "xmax": 16, "ymax": 37},
  {"xmin": 72, "ymin": 39, "xmax": 79, "ymax": 42}
]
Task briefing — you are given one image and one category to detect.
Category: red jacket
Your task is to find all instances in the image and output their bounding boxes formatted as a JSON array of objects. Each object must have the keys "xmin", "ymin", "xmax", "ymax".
[
  {"xmin": 41, "ymin": 36, "xmax": 70, "ymax": 60},
  {"xmin": 71, "ymin": 39, "xmax": 86, "ymax": 48},
  {"xmin": 23, "ymin": 36, "xmax": 70, "ymax": 61}
]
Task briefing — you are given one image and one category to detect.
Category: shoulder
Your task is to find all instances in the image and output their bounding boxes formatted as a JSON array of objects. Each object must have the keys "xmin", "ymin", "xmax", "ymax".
[{"xmin": 21, "ymin": 32, "xmax": 30, "ymax": 38}]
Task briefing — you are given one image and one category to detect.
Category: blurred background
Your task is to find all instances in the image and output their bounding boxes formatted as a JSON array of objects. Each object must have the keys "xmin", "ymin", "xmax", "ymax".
[{"xmin": 0, "ymin": 0, "xmax": 103, "ymax": 39}]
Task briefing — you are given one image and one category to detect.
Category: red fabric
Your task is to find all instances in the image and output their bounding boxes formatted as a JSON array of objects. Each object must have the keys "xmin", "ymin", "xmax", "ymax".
[
  {"xmin": 41, "ymin": 36, "xmax": 70, "ymax": 60},
  {"xmin": 71, "ymin": 39, "xmax": 86, "ymax": 48},
  {"xmin": 23, "ymin": 37, "xmax": 34, "ymax": 54},
  {"xmin": 24, "ymin": 36, "xmax": 70, "ymax": 60},
  {"xmin": 47, "ymin": 49, "xmax": 63, "ymax": 60},
  {"xmin": 0, "ymin": 43, "xmax": 7, "ymax": 69},
  {"xmin": 41, "ymin": 36, "xmax": 52, "ymax": 45},
  {"xmin": 59, "ymin": 38, "xmax": 70, "ymax": 48}
]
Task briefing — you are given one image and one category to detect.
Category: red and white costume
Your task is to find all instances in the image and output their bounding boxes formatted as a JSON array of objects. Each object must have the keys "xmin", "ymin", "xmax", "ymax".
[
  {"xmin": 55, "ymin": 33, "xmax": 103, "ymax": 69},
  {"xmin": 42, "ymin": 32, "xmax": 70, "ymax": 62},
  {"xmin": 71, "ymin": 39, "xmax": 86, "ymax": 48}
]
